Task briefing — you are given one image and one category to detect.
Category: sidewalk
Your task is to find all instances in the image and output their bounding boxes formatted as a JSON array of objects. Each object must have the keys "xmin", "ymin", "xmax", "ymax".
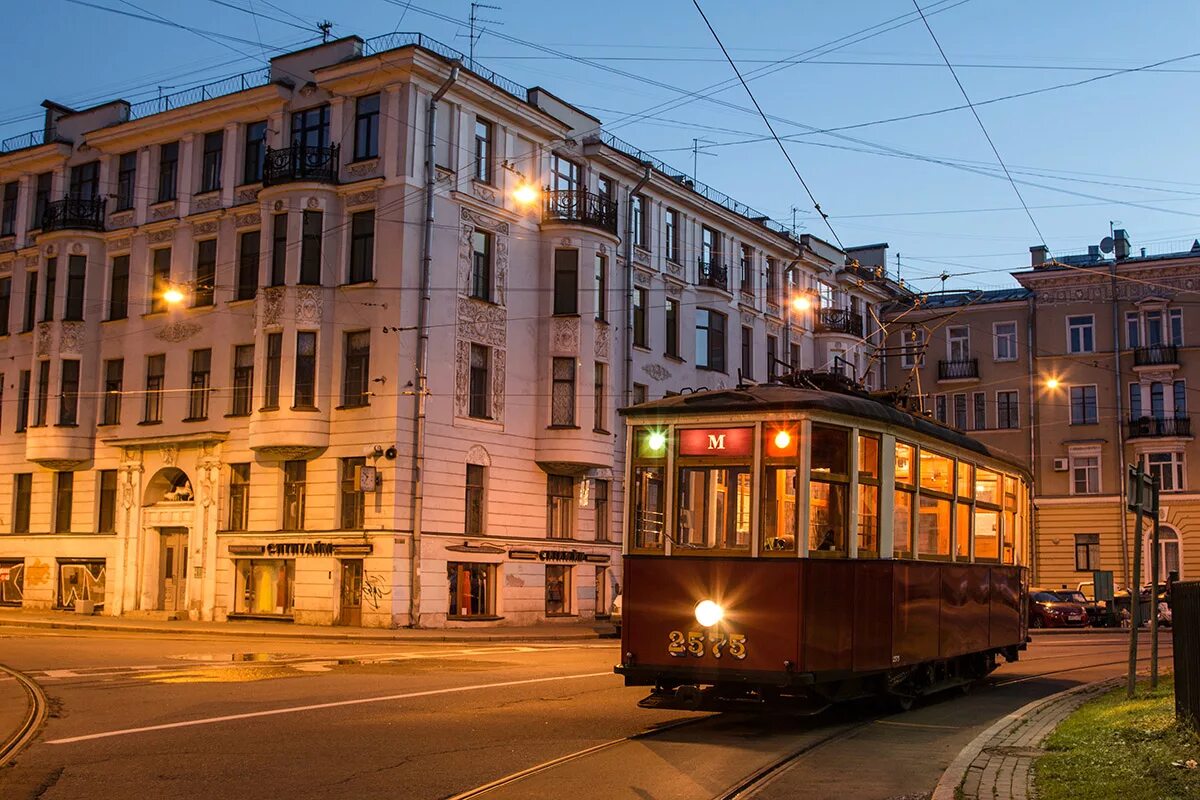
[
  {"xmin": 932, "ymin": 677, "xmax": 1120, "ymax": 800},
  {"xmin": 0, "ymin": 608, "xmax": 615, "ymax": 643}
]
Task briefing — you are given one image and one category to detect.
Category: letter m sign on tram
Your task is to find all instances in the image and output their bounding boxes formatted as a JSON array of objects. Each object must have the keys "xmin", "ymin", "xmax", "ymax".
[{"xmin": 1126, "ymin": 465, "xmax": 1158, "ymax": 515}]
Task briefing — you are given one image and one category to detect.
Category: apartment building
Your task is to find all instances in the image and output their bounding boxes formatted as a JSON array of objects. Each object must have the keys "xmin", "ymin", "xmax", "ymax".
[
  {"xmin": 0, "ymin": 34, "xmax": 890, "ymax": 626},
  {"xmin": 881, "ymin": 231, "xmax": 1199, "ymax": 592}
]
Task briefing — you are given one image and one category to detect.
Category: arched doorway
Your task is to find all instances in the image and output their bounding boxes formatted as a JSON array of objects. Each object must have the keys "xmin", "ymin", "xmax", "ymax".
[
  {"xmin": 143, "ymin": 467, "xmax": 194, "ymax": 612},
  {"xmin": 1144, "ymin": 524, "xmax": 1183, "ymax": 583}
]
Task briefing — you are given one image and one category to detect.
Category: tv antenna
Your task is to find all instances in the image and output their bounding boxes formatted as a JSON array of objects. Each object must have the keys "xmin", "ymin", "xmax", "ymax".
[
  {"xmin": 466, "ymin": 3, "xmax": 503, "ymax": 71},
  {"xmin": 691, "ymin": 137, "xmax": 715, "ymax": 184},
  {"xmin": 317, "ymin": 20, "xmax": 334, "ymax": 43}
]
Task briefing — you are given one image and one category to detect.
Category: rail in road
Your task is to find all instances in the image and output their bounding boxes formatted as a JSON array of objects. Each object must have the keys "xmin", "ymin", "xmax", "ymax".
[{"xmin": 0, "ymin": 663, "xmax": 47, "ymax": 768}]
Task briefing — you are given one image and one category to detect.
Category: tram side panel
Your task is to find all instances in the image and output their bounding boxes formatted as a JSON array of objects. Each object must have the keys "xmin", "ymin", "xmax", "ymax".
[
  {"xmin": 851, "ymin": 561, "xmax": 896, "ymax": 673},
  {"xmin": 940, "ymin": 564, "xmax": 991, "ymax": 658},
  {"xmin": 801, "ymin": 560, "xmax": 857, "ymax": 673},
  {"xmin": 988, "ymin": 566, "xmax": 1024, "ymax": 649}
]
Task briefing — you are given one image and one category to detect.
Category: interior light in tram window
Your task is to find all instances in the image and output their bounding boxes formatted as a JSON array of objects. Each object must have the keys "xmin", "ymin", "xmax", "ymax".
[
  {"xmin": 774, "ymin": 429, "xmax": 791, "ymax": 449},
  {"xmin": 766, "ymin": 424, "xmax": 799, "ymax": 458},
  {"xmin": 637, "ymin": 428, "xmax": 668, "ymax": 458},
  {"xmin": 647, "ymin": 431, "xmax": 667, "ymax": 452}
]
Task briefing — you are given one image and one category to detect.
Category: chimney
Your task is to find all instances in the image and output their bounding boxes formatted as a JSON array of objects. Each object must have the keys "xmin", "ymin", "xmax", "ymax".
[
  {"xmin": 1114, "ymin": 228, "xmax": 1131, "ymax": 260},
  {"xmin": 1030, "ymin": 244, "xmax": 1049, "ymax": 268}
]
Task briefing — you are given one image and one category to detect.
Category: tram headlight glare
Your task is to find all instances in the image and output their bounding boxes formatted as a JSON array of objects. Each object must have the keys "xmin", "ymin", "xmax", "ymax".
[
  {"xmin": 647, "ymin": 431, "xmax": 667, "ymax": 452},
  {"xmin": 773, "ymin": 429, "xmax": 791, "ymax": 449},
  {"xmin": 694, "ymin": 599, "xmax": 724, "ymax": 628}
]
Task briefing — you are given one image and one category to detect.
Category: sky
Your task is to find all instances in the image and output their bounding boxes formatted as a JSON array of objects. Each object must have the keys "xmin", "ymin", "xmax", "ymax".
[{"xmin": 4, "ymin": 0, "xmax": 1199, "ymax": 290}]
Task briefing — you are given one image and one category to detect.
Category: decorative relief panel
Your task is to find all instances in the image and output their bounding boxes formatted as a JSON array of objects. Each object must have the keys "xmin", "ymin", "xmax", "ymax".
[
  {"xmin": 551, "ymin": 316, "xmax": 580, "ymax": 354},
  {"xmin": 155, "ymin": 321, "xmax": 202, "ymax": 343},
  {"xmin": 151, "ymin": 202, "xmax": 177, "ymax": 220},
  {"xmin": 472, "ymin": 182, "xmax": 497, "ymax": 204},
  {"xmin": 70, "ymin": 243, "xmax": 83, "ymax": 255},
  {"xmin": 740, "ymin": 311, "xmax": 756, "ymax": 326},
  {"xmin": 459, "ymin": 206, "xmax": 509, "ymax": 236},
  {"xmin": 35, "ymin": 322, "xmax": 53, "ymax": 356},
  {"xmin": 192, "ymin": 219, "xmax": 219, "ymax": 236},
  {"xmin": 295, "ymin": 286, "xmax": 323, "ymax": 324},
  {"xmin": 643, "ymin": 362, "xmax": 671, "ymax": 381},
  {"xmin": 0, "ymin": 259, "xmax": 11, "ymax": 275},
  {"xmin": 306, "ymin": 197, "xmax": 320, "ymax": 210},
  {"xmin": 457, "ymin": 207, "xmax": 510, "ymax": 305},
  {"xmin": 491, "ymin": 349, "xmax": 507, "ymax": 420},
  {"xmin": 455, "ymin": 295, "xmax": 507, "ymax": 424},
  {"xmin": 665, "ymin": 281, "xmax": 683, "ymax": 298},
  {"xmin": 259, "ymin": 286, "xmax": 285, "ymax": 329},
  {"xmin": 236, "ymin": 187, "xmax": 260, "ymax": 205},
  {"xmin": 148, "ymin": 229, "xmax": 174, "ymax": 244},
  {"xmin": 454, "ymin": 339, "xmax": 469, "ymax": 418},
  {"xmin": 106, "ymin": 237, "xmax": 131, "ymax": 252},
  {"xmin": 632, "ymin": 248, "xmax": 651, "ymax": 268},
  {"xmin": 346, "ymin": 159, "xmax": 380, "ymax": 179},
  {"xmin": 234, "ymin": 212, "xmax": 260, "ymax": 228},
  {"xmin": 767, "ymin": 321, "xmax": 782, "ymax": 336},
  {"xmin": 60, "ymin": 322, "xmax": 84, "ymax": 354},
  {"xmin": 457, "ymin": 297, "xmax": 505, "ymax": 346},
  {"xmin": 595, "ymin": 324, "xmax": 610, "ymax": 360},
  {"xmin": 193, "ymin": 195, "xmax": 221, "ymax": 213},
  {"xmin": 0, "ymin": 237, "xmax": 14, "ymax": 254},
  {"xmin": 665, "ymin": 261, "xmax": 683, "ymax": 278},
  {"xmin": 633, "ymin": 268, "xmax": 653, "ymax": 288},
  {"xmin": 344, "ymin": 188, "xmax": 377, "ymax": 207}
]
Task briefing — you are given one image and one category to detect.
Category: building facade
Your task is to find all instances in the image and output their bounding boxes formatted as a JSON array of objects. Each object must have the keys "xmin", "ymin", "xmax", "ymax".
[
  {"xmin": 0, "ymin": 34, "xmax": 891, "ymax": 626},
  {"xmin": 881, "ymin": 232, "xmax": 1200, "ymax": 593}
]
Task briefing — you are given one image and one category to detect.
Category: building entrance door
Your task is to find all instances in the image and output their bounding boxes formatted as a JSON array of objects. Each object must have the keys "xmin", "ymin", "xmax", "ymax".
[
  {"xmin": 159, "ymin": 528, "xmax": 188, "ymax": 612},
  {"xmin": 339, "ymin": 560, "xmax": 363, "ymax": 626}
]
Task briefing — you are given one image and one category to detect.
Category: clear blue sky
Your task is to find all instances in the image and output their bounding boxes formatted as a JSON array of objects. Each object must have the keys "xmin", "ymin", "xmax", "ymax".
[{"xmin": 5, "ymin": 1, "xmax": 1199, "ymax": 289}]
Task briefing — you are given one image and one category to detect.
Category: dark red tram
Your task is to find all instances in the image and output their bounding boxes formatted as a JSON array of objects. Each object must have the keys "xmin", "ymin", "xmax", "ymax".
[{"xmin": 615, "ymin": 385, "xmax": 1031, "ymax": 710}]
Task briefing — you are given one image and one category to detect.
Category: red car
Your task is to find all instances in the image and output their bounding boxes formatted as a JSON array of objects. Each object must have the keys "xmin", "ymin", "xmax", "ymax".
[{"xmin": 1028, "ymin": 590, "xmax": 1090, "ymax": 628}]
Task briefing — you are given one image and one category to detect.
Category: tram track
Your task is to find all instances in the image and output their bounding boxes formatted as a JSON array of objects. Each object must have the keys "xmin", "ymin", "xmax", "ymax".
[{"xmin": 0, "ymin": 663, "xmax": 48, "ymax": 768}]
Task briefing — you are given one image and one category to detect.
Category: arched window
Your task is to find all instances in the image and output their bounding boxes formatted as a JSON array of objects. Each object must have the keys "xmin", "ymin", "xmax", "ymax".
[{"xmin": 1145, "ymin": 525, "xmax": 1183, "ymax": 582}]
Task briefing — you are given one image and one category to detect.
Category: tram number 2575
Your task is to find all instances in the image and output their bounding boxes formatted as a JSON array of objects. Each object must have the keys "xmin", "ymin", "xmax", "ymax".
[{"xmin": 667, "ymin": 631, "xmax": 747, "ymax": 660}]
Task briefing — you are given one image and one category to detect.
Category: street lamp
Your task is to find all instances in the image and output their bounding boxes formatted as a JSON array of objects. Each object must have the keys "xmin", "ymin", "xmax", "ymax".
[
  {"xmin": 1045, "ymin": 376, "xmax": 1061, "ymax": 391},
  {"xmin": 162, "ymin": 286, "xmax": 185, "ymax": 306},
  {"xmin": 513, "ymin": 183, "xmax": 539, "ymax": 206}
]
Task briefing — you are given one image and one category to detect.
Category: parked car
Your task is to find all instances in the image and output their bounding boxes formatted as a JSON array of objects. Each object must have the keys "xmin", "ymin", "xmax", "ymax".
[
  {"xmin": 1028, "ymin": 589, "xmax": 1089, "ymax": 628},
  {"xmin": 1057, "ymin": 588, "xmax": 1107, "ymax": 626},
  {"xmin": 610, "ymin": 593, "xmax": 622, "ymax": 637}
]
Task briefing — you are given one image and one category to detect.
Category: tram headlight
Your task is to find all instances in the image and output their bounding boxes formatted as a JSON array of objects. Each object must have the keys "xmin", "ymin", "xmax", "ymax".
[{"xmin": 694, "ymin": 599, "xmax": 724, "ymax": 628}]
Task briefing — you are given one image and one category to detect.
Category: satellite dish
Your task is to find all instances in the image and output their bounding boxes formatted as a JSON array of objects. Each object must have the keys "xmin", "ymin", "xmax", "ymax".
[{"xmin": 1100, "ymin": 237, "xmax": 1114, "ymax": 254}]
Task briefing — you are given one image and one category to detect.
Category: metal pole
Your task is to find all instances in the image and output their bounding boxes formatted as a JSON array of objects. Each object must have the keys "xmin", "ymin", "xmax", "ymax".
[
  {"xmin": 1110, "ymin": 226, "xmax": 1132, "ymax": 590},
  {"xmin": 1127, "ymin": 466, "xmax": 1144, "ymax": 698},
  {"xmin": 1150, "ymin": 475, "xmax": 1161, "ymax": 689}
]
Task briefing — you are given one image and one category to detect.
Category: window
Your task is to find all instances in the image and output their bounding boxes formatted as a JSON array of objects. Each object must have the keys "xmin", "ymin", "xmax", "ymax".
[
  {"xmin": 594, "ymin": 479, "xmax": 610, "ymax": 542},
  {"xmin": 21, "ymin": 270, "xmax": 36, "ymax": 332},
  {"xmin": 200, "ymin": 130, "xmax": 223, "ymax": 193},
  {"xmin": 32, "ymin": 172, "xmax": 51, "ymax": 229},
  {"xmin": 157, "ymin": 142, "xmax": 179, "ymax": 203},
  {"xmin": 294, "ymin": 331, "xmax": 317, "ymax": 408},
  {"xmin": 665, "ymin": 208, "xmax": 679, "ymax": 263},
  {"xmin": 243, "ymin": 120, "xmax": 267, "ymax": 184},
  {"xmin": 348, "ymin": 210, "xmax": 374, "ymax": 283},
  {"xmin": 1069, "ymin": 385, "xmax": 1098, "ymax": 425},
  {"xmin": 547, "ymin": 475, "xmax": 574, "ymax": 539},
  {"xmin": 101, "ymin": 359, "xmax": 123, "ymax": 425},
  {"xmin": 741, "ymin": 325, "xmax": 753, "ymax": 379},
  {"xmin": 994, "ymin": 321, "xmax": 1017, "ymax": 361},
  {"xmin": 465, "ymin": 464, "xmax": 485, "ymax": 535},
  {"xmin": 33, "ymin": 361, "xmax": 49, "ymax": 426},
  {"xmin": 767, "ymin": 335, "xmax": 778, "ymax": 380},
  {"xmin": 59, "ymin": 360, "xmax": 80, "ymax": 425},
  {"xmin": 449, "ymin": 562, "xmax": 494, "ymax": 618},
  {"xmin": 354, "ymin": 94, "xmax": 381, "ymax": 161},
  {"xmin": 953, "ymin": 393, "xmax": 967, "ymax": 429},
  {"xmin": 53, "ymin": 472, "xmax": 73, "ymax": 533},
  {"xmin": 740, "ymin": 245, "xmax": 754, "ymax": 292},
  {"xmin": 188, "ymin": 349, "xmax": 211, "ymax": 420},
  {"xmin": 227, "ymin": 463, "xmax": 250, "ymax": 531},
  {"xmin": 98, "ymin": 470, "xmax": 117, "ymax": 533},
  {"xmin": 700, "ymin": 226, "xmax": 719, "ymax": 274},
  {"xmin": 766, "ymin": 258, "xmax": 780, "ymax": 305},
  {"xmin": 193, "ymin": 239, "xmax": 216, "ymax": 307},
  {"xmin": 935, "ymin": 394, "xmax": 947, "ymax": 424},
  {"xmin": 856, "ymin": 434, "xmax": 881, "ymax": 555},
  {"xmin": 1145, "ymin": 452, "xmax": 1185, "ymax": 492},
  {"xmin": 900, "ymin": 327, "xmax": 926, "ymax": 368},
  {"xmin": 1174, "ymin": 380, "xmax": 1187, "ymax": 418},
  {"xmin": 291, "ymin": 104, "xmax": 330, "ymax": 148},
  {"xmin": 632, "ymin": 383, "xmax": 648, "ymax": 405},
  {"xmin": 553, "ymin": 249, "xmax": 578, "ymax": 315},
  {"xmin": 236, "ymin": 230, "xmax": 259, "ymax": 300},
  {"xmin": 340, "ymin": 457, "xmax": 366, "ymax": 529},
  {"xmin": 947, "ymin": 325, "xmax": 970, "ymax": 362},
  {"xmin": 144, "ymin": 354, "xmax": 165, "ymax": 423},
  {"xmin": 12, "ymin": 474, "xmax": 30, "ymax": 533},
  {"xmin": 61, "ymin": 255, "xmax": 85, "ymax": 325},
  {"xmin": 150, "ymin": 248, "xmax": 171, "ymax": 313},
  {"xmin": 631, "ymin": 193, "xmax": 646, "ymax": 249},
  {"xmin": 342, "ymin": 331, "xmax": 370, "ymax": 407},
  {"xmin": 596, "ymin": 174, "xmax": 614, "ymax": 202},
  {"xmin": 234, "ymin": 559, "xmax": 294, "ymax": 615},
  {"xmin": 633, "ymin": 287, "xmax": 648, "ymax": 348},
  {"xmin": 42, "ymin": 257, "xmax": 56, "ymax": 322},
  {"xmin": 1169, "ymin": 309, "xmax": 1184, "ymax": 346},
  {"xmin": 108, "ymin": 255, "xmax": 129, "ymax": 320},
  {"xmin": 472, "ymin": 117, "xmax": 492, "ymax": 182},
  {"xmin": 469, "ymin": 344, "xmax": 490, "ymax": 419},
  {"xmin": 809, "ymin": 425, "xmax": 849, "ymax": 555},
  {"xmin": 299, "ymin": 210, "xmax": 322, "ymax": 285},
  {"xmin": 471, "ymin": 230, "xmax": 492, "ymax": 301},
  {"xmin": 0, "ymin": 276, "xmax": 10, "ymax": 335},
  {"xmin": 69, "ymin": 161, "xmax": 99, "ymax": 200},
  {"xmin": 894, "ymin": 442, "xmax": 915, "ymax": 557},
  {"xmin": 270, "ymin": 213, "xmax": 287, "ymax": 286},
  {"xmin": 550, "ymin": 155, "xmax": 579, "ymax": 191},
  {"xmin": 594, "ymin": 253, "xmax": 607, "ymax": 321},
  {"xmin": 997, "ymin": 390, "xmax": 1019, "ymax": 429},
  {"xmin": 696, "ymin": 309, "xmax": 726, "ymax": 371},
  {"xmin": 546, "ymin": 564, "xmax": 572, "ymax": 615},
  {"xmin": 1067, "ymin": 315, "xmax": 1094, "ymax": 353},
  {"xmin": 1129, "ymin": 382, "xmax": 1143, "ymax": 419},
  {"xmin": 1071, "ymin": 454, "xmax": 1100, "ymax": 495},
  {"xmin": 593, "ymin": 361, "xmax": 607, "ymax": 432},
  {"xmin": 230, "ymin": 345, "xmax": 254, "ymax": 416},
  {"xmin": 1151, "ymin": 381, "xmax": 1165, "ymax": 418},
  {"xmin": 283, "ymin": 460, "xmax": 306, "ymax": 530},
  {"xmin": 972, "ymin": 392, "xmax": 986, "ymax": 430},
  {"xmin": 15, "ymin": 371, "xmax": 29, "ymax": 433},
  {"xmin": 551, "ymin": 357, "xmax": 576, "ymax": 426},
  {"xmin": 1070, "ymin": 533, "xmax": 1101, "ymax": 571},
  {"xmin": 1, "ymin": 181, "xmax": 17, "ymax": 236},
  {"xmin": 264, "ymin": 332, "xmax": 282, "ymax": 408}
]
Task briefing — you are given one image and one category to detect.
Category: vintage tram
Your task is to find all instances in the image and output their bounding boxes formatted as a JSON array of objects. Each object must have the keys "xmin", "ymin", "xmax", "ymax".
[{"xmin": 615, "ymin": 382, "xmax": 1031, "ymax": 710}]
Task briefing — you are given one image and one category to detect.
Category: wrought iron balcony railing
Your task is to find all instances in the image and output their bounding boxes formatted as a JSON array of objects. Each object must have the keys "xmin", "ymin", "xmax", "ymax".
[
  {"xmin": 938, "ymin": 358, "xmax": 979, "ymax": 380},
  {"xmin": 1133, "ymin": 343, "xmax": 1179, "ymax": 367},
  {"xmin": 697, "ymin": 259, "xmax": 728, "ymax": 291},
  {"xmin": 1127, "ymin": 415, "xmax": 1191, "ymax": 438},
  {"xmin": 542, "ymin": 189, "xmax": 618, "ymax": 234},
  {"xmin": 815, "ymin": 308, "xmax": 864, "ymax": 337},
  {"xmin": 262, "ymin": 143, "xmax": 340, "ymax": 186},
  {"xmin": 41, "ymin": 197, "xmax": 106, "ymax": 232}
]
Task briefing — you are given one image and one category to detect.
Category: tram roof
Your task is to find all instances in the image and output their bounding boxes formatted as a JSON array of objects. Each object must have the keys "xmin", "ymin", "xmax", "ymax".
[{"xmin": 622, "ymin": 385, "xmax": 1026, "ymax": 472}]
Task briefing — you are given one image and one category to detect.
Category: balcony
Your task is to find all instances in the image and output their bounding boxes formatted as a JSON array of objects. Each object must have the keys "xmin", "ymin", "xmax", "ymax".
[
  {"xmin": 41, "ymin": 197, "xmax": 105, "ymax": 233},
  {"xmin": 815, "ymin": 308, "xmax": 864, "ymax": 337},
  {"xmin": 1133, "ymin": 344, "xmax": 1179, "ymax": 367},
  {"xmin": 263, "ymin": 143, "xmax": 340, "ymax": 186},
  {"xmin": 1127, "ymin": 415, "xmax": 1192, "ymax": 439},
  {"xmin": 542, "ymin": 189, "xmax": 618, "ymax": 235},
  {"xmin": 938, "ymin": 358, "xmax": 979, "ymax": 381},
  {"xmin": 697, "ymin": 259, "xmax": 728, "ymax": 291}
]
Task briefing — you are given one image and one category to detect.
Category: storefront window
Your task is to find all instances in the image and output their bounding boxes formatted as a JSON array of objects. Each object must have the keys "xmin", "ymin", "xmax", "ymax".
[
  {"xmin": 546, "ymin": 564, "xmax": 572, "ymax": 615},
  {"xmin": 448, "ymin": 562, "xmax": 494, "ymax": 618},
  {"xmin": 234, "ymin": 559, "xmax": 295, "ymax": 615},
  {"xmin": 809, "ymin": 480, "xmax": 847, "ymax": 553},
  {"xmin": 761, "ymin": 466, "xmax": 796, "ymax": 552},
  {"xmin": 0, "ymin": 559, "xmax": 24, "ymax": 606},
  {"xmin": 678, "ymin": 466, "xmax": 751, "ymax": 550},
  {"xmin": 57, "ymin": 559, "xmax": 106, "ymax": 610},
  {"xmin": 917, "ymin": 496, "xmax": 951, "ymax": 558}
]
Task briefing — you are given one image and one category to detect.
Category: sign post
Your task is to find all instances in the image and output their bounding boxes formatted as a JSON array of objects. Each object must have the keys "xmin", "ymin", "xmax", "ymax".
[
  {"xmin": 1125, "ymin": 464, "xmax": 1158, "ymax": 698},
  {"xmin": 1150, "ymin": 477, "xmax": 1161, "ymax": 689}
]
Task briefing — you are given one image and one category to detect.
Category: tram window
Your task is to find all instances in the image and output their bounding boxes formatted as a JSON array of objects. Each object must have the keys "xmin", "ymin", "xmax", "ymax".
[
  {"xmin": 974, "ymin": 508, "xmax": 1000, "ymax": 560},
  {"xmin": 761, "ymin": 466, "xmax": 797, "ymax": 552},
  {"xmin": 765, "ymin": 424, "xmax": 799, "ymax": 459},
  {"xmin": 955, "ymin": 501, "xmax": 971, "ymax": 560},
  {"xmin": 1003, "ymin": 510, "xmax": 1017, "ymax": 564},
  {"xmin": 893, "ymin": 489, "xmax": 913, "ymax": 558},
  {"xmin": 808, "ymin": 481, "xmax": 847, "ymax": 554},
  {"xmin": 919, "ymin": 450, "xmax": 953, "ymax": 494},
  {"xmin": 634, "ymin": 428, "xmax": 668, "ymax": 459},
  {"xmin": 857, "ymin": 434, "xmax": 880, "ymax": 479},
  {"xmin": 858, "ymin": 483, "xmax": 879, "ymax": 556},
  {"xmin": 917, "ymin": 496, "xmax": 951, "ymax": 558},
  {"xmin": 975, "ymin": 468, "xmax": 1000, "ymax": 505},
  {"xmin": 957, "ymin": 462, "xmax": 974, "ymax": 499},
  {"xmin": 631, "ymin": 466, "xmax": 665, "ymax": 550},
  {"xmin": 678, "ymin": 467, "xmax": 751, "ymax": 550},
  {"xmin": 810, "ymin": 425, "xmax": 849, "ymax": 476},
  {"xmin": 895, "ymin": 443, "xmax": 915, "ymax": 485}
]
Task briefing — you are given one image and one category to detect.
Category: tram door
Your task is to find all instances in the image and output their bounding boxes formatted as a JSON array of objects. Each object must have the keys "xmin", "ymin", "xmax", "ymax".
[
  {"xmin": 159, "ymin": 528, "xmax": 188, "ymax": 612},
  {"xmin": 339, "ymin": 560, "xmax": 363, "ymax": 626}
]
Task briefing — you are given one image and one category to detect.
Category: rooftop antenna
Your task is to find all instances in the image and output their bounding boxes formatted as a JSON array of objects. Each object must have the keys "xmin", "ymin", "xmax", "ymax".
[
  {"xmin": 939, "ymin": 271, "xmax": 950, "ymax": 295},
  {"xmin": 691, "ymin": 138, "xmax": 715, "ymax": 184},
  {"xmin": 895, "ymin": 251, "xmax": 902, "ymax": 285},
  {"xmin": 790, "ymin": 206, "xmax": 800, "ymax": 239},
  {"xmin": 317, "ymin": 20, "xmax": 334, "ymax": 43},
  {"xmin": 157, "ymin": 85, "xmax": 177, "ymax": 113},
  {"xmin": 467, "ymin": 3, "xmax": 503, "ymax": 72}
]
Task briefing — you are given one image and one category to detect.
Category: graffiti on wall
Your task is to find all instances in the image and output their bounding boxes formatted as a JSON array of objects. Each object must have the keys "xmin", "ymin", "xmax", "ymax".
[
  {"xmin": 58, "ymin": 561, "xmax": 106, "ymax": 610},
  {"xmin": 0, "ymin": 561, "xmax": 23, "ymax": 606},
  {"xmin": 362, "ymin": 574, "xmax": 391, "ymax": 611}
]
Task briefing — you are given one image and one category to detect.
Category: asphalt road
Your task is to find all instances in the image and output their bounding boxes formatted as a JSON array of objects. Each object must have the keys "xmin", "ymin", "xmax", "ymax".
[{"xmin": 0, "ymin": 627, "xmax": 1172, "ymax": 800}]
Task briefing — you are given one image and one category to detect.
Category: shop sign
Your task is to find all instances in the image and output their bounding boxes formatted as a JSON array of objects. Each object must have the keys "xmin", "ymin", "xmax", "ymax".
[
  {"xmin": 508, "ymin": 549, "xmax": 610, "ymax": 564},
  {"xmin": 266, "ymin": 541, "xmax": 335, "ymax": 557},
  {"xmin": 678, "ymin": 427, "xmax": 752, "ymax": 457}
]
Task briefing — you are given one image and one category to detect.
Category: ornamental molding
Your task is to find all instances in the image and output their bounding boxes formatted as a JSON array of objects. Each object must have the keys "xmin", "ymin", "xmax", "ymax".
[
  {"xmin": 148, "ymin": 228, "xmax": 175, "ymax": 244},
  {"xmin": 70, "ymin": 243, "xmax": 83, "ymax": 255},
  {"xmin": 457, "ymin": 219, "xmax": 509, "ymax": 305},
  {"xmin": 44, "ymin": 244, "xmax": 56, "ymax": 256},
  {"xmin": 633, "ymin": 268, "xmax": 653, "ymax": 288},
  {"xmin": 344, "ymin": 188, "xmax": 377, "ymax": 207},
  {"xmin": 273, "ymin": 199, "xmax": 285, "ymax": 212},
  {"xmin": 459, "ymin": 206, "xmax": 509, "ymax": 236},
  {"xmin": 259, "ymin": 286, "xmax": 285, "ymax": 329},
  {"xmin": 632, "ymin": 247, "xmax": 650, "ymax": 268},
  {"xmin": 192, "ymin": 220, "xmax": 219, "ymax": 236},
  {"xmin": 0, "ymin": 259, "xmax": 11, "ymax": 275},
  {"xmin": 465, "ymin": 445, "xmax": 491, "ymax": 467},
  {"xmin": 106, "ymin": 237, "xmax": 131, "ymax": 252},
  {"xmin": 740, "ymin": 310, "xmax": 756, "ymax": 326},
  {"xmin": 295, "ymin": 285, "xmax": 323, "ymax": 324},
  {"xmin": 453, "ymin": 337, "xmax": 507, "ymax": 423},
  {"xmin": 551, "ymin": 316, "xmax": 580, "ymax": 354},
  {"xmin": 151, "ymin": 202, "xmax": 177, "ymax": 220},
  {"xmin": 159, "ymin": 445, "xmax": 179, "ymax": 467},
  {"xmin": 643, "ymin": 362, "xmax": 671, "ymax": 381},
  {"xmin": 234, "ymin": 212, "xmax": 260, "ymax": 228},
  {"xmin": 471, "ymin": 182, "xmax": 498, "ymax": 204},
  {"xmin": 767, "ymin": 321, "xmax": 782, "ymax": 336},
  {"xmin": 60, "ymin": 321, "xmax": 84, "ymax": 354},
  {"xmin": 0, "ymin": 236, "xmax": 14, "ymax": 254},
  {"xmin": 193, "ymin": 194, "xmax": 221, "ymax": 213},
  {"xmin": 595, "ymin": 324, "xmax": 610, "ymax": 360},
  {"xmin": 235, "ymin": 187, "xmax": 260, "ymax": 205},
  {"xmin": 306, "ymin": 196, "xmax": 321, "ymax": 210},
  {"xmin": 35, "ymin": 322, "xmax": 53, "ymax": 356},
  {"xmin": 346, "ymin": 159, "xmax": 380, "ymax": 179},
  {"xmin": 155, "ymin": 320, "xmax": 202, "ymax": 343},
  {"xmin": 255, "ymin": 445, "xmax": 319, "ymax": 460},
  {"xmin": 456, "ymin": 296, "xmax": 506, "ymax": 347},
  {"xmin": 665, "ymin": 261, "xmax": 683, "ymax": 278},
  {"xmin": 665, "ymin": 281, "xmax": 683, "ymax": 298}
]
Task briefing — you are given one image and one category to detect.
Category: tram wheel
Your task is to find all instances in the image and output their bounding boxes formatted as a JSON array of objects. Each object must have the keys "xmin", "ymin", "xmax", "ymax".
[{"xmin": 889, "ymin": 693, "xmax": 915, "ymax": 713}]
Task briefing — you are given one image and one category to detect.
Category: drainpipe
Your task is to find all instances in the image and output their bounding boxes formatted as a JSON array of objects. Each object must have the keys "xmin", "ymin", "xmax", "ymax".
[
  {"xmin": 409, "ymin": 63, "xmax": 459, "ymax": 628},
  {"xmin": 1110, "ymin": 250, "xmax": 1131, "ymax": 589},
  {"xmin": 623, "ymin": 165, "xmax": 651, "ymax": 407},
  {"xmin": 1026, "ymin": 292, "xmax": 1038, "ymax": 582}
]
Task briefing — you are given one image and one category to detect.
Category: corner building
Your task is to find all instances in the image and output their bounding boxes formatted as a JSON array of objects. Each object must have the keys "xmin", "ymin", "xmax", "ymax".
[{"xmin": 0, "ymin": 35, "xmax": 891, "ymax": 626}]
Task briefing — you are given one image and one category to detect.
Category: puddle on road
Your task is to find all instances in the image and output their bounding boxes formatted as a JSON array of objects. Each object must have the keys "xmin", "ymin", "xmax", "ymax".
[
  {"xmin": 140, "ymin": 665, "xmax": 314, "ymax": 684},
  {"xmin": 167, "ymin": 652, "xmax": 306, "ymax": 663}
]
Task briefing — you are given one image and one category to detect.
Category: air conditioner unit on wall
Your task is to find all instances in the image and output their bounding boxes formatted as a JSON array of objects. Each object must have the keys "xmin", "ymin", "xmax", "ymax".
[{"xmin": 1053, "ymin": 458, "xmax": 1069, "ymax": 472}]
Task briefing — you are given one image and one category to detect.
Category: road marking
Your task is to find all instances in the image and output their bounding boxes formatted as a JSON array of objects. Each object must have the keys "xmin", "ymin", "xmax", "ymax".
[
  {"xmin": 46, "ymin": 671, "xmax": 614, "ymax": 745},
  {"xmin": 875, "ymin": 719, "xmax": 962, "ymax": 730}
]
